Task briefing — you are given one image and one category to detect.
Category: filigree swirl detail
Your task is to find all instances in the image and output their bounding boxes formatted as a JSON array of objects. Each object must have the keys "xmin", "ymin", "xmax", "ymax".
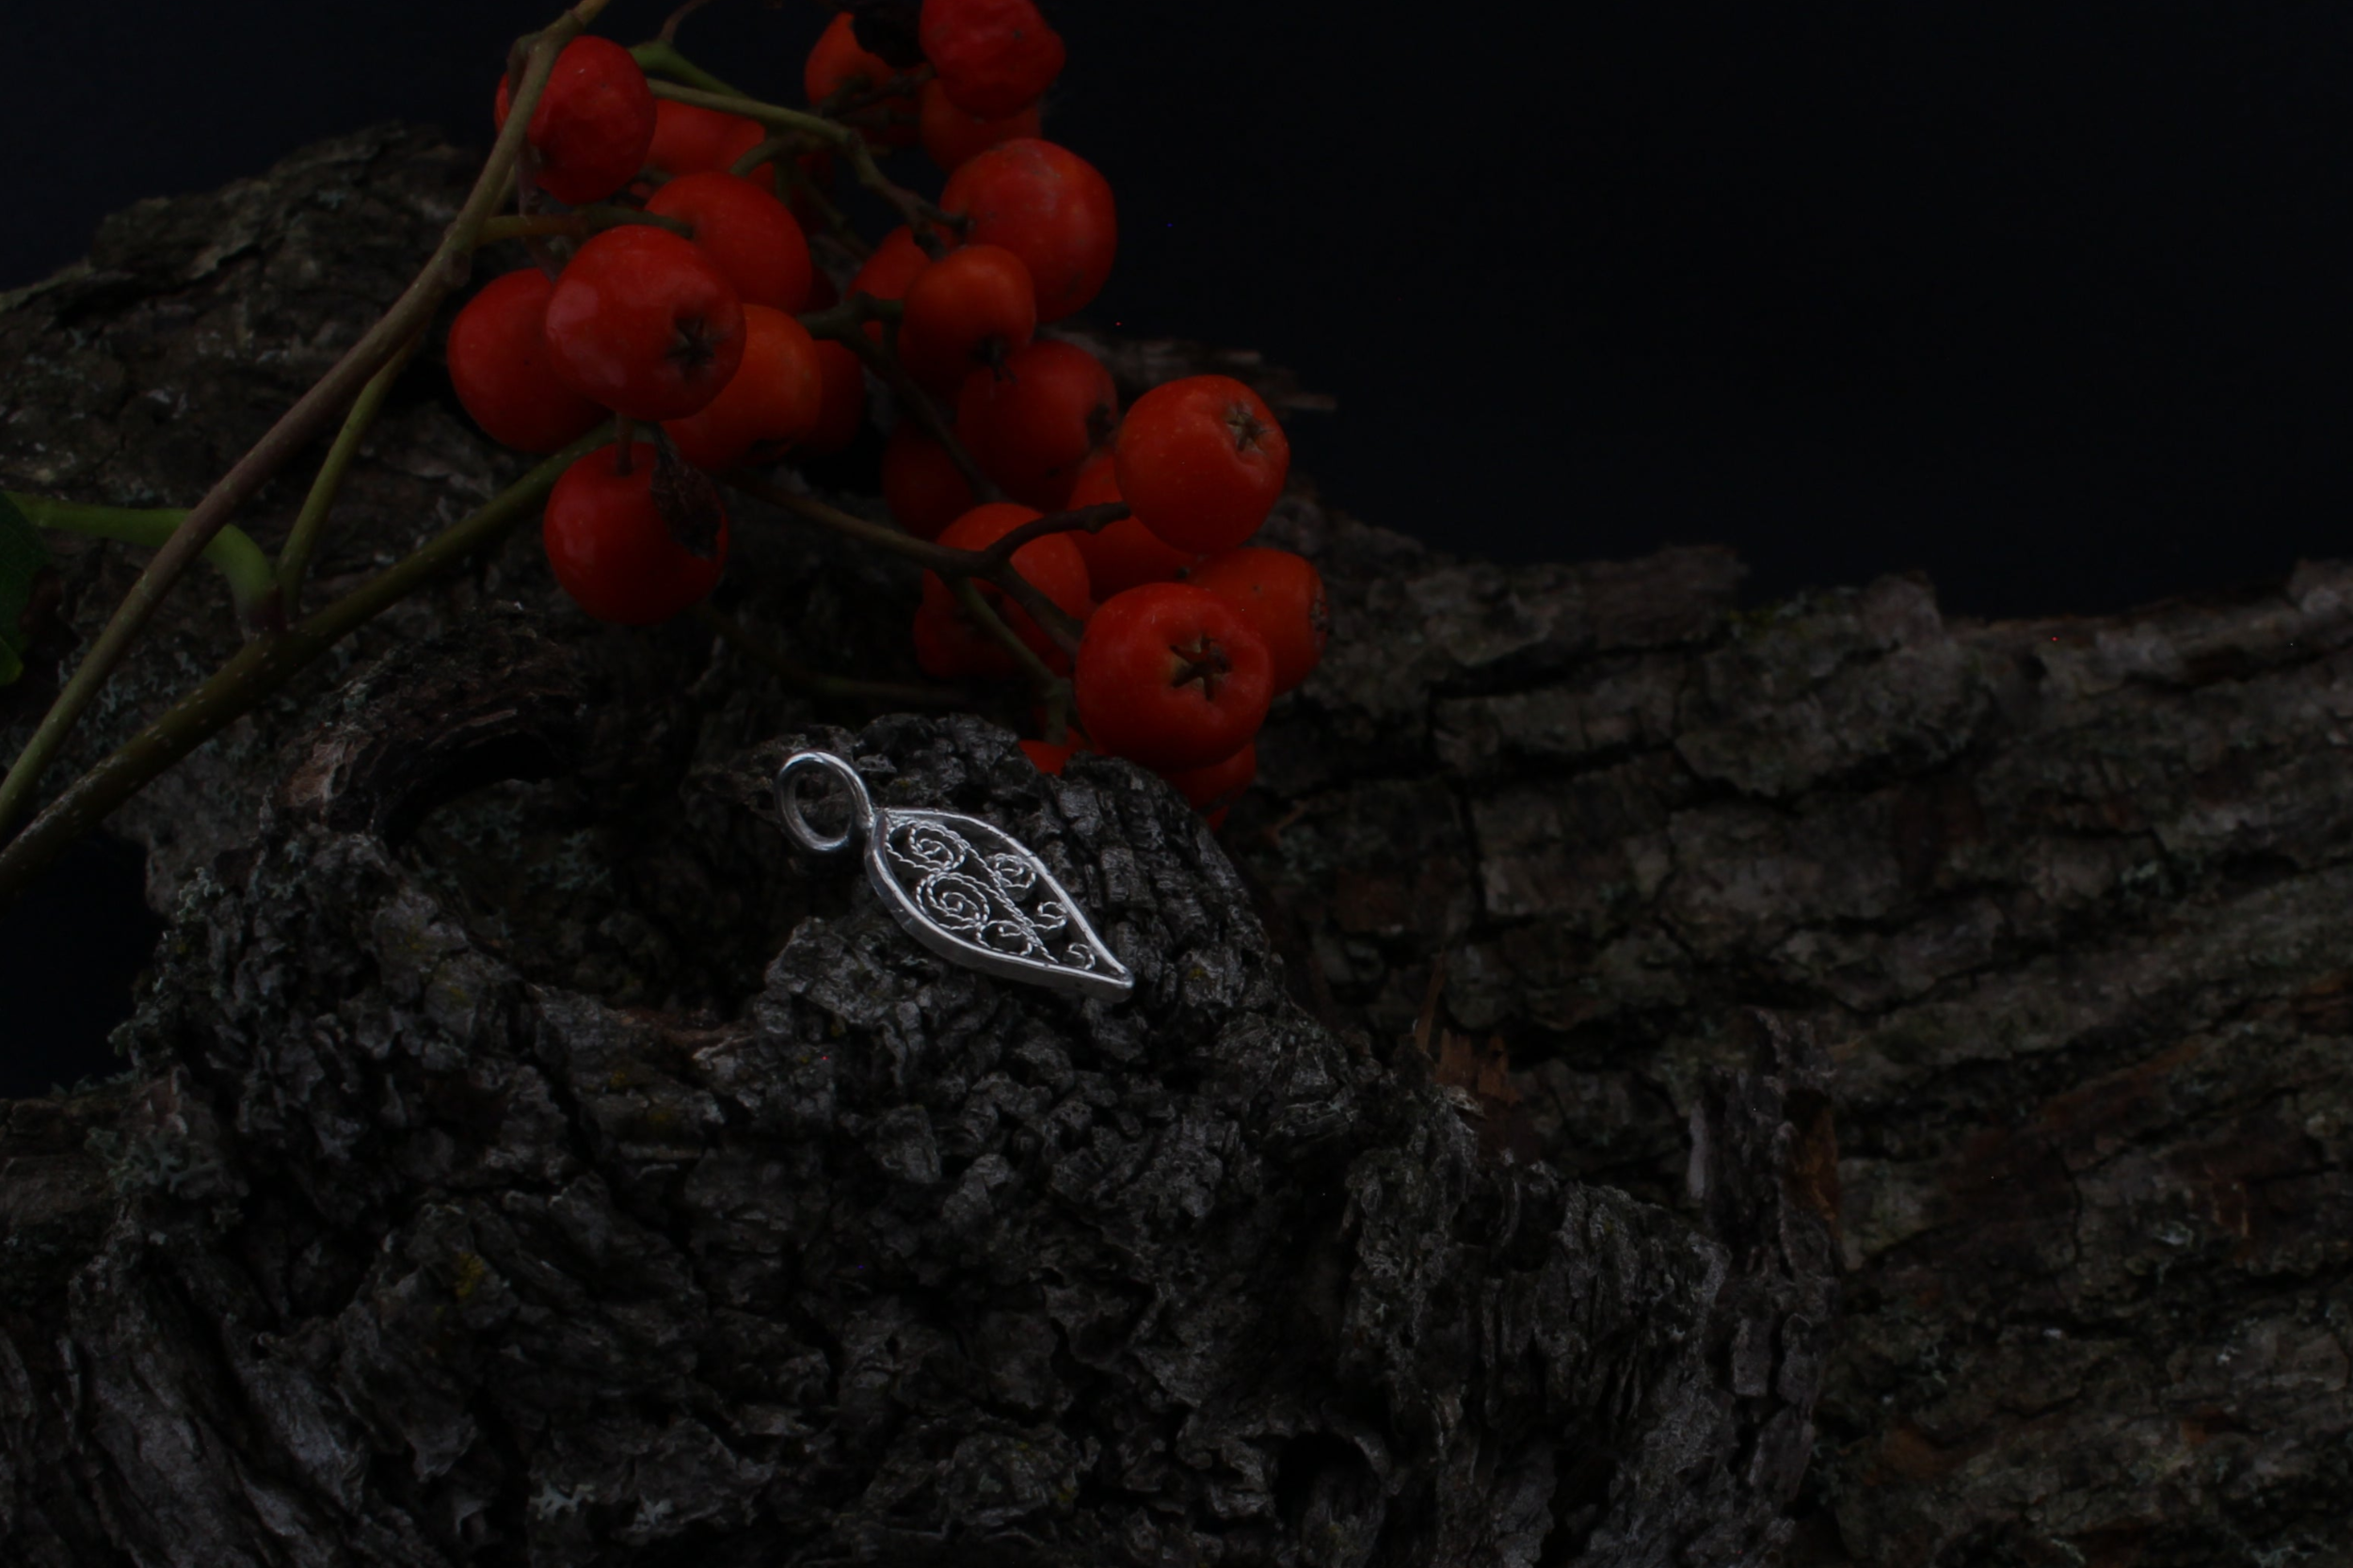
[{"xmin": 883, "ymin": 816, "xmax": 1100, "ymax": 972}]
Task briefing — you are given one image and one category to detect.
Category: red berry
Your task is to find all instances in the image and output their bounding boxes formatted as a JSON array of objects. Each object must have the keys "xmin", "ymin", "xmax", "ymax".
[
  {"xmin": 661, "ymin": 304, "xmax": 824, "ymax": 471},
  {"xmin": 446, "ymin": 269, "xmax": 607, "ymax": 454},
  {"xmin": 543, "ymin": 225, "xmax": 746, "ymax": 422},
  {"xmin": 881, "ymin": 422, "xmax": 977, "ymax": 538},
  {"xmin": 919, "ymin": 78, "xmax": 1043, "ymax": 174},
  {"xmin": 542, "ymin": 441, "xmax": 728, "ymax": 625},
  {"xmin": 939, "ymin": 139, "xmax": 1116, "ymax": 323},
  {"xmin": 645, "ymin": 170, "xmax": 814, "ymax": 313},
  {"xmin": 801, "ymin": 338, "xmax": 869, "ymax": 454},
  {"xmin": 805, "ymin": 12, "xmax": 920, "ymax": 147},
  {"xmin": 849, "ymin": 226, "xmax": 936, "ymax": 344},
  {"xmin": 1159, "ymin": 739, "xmax": 1256, "ymax": 816},
  {"xmin": 1185, "ymin": 548, "xmax": 1328, "ymax": 696},
  {"xmin": 919, "ymin": 0, "xmax": 1066, "ymax": 119},
  {"xmin": 956, "ymin": 338, "xmax": 1116, "ymax": 510},
  {"xmin": 1112, "ymin": 375, "xmax": 1289, "ymax": 554},
  {"xmin": 1064, "ymin": 450, "xmax": 1197, "ymax": 597},
  {"xmin": 918, "ymin": 502, "xmax": 1092, "ymax": 674},
  {"xmin": 494, "ymin": 37, "xmax": 657, "ymax": 207},
  {"xmin": 1075, "ymin": 584, "xmax": 1273, "ymax": 773},
  {"xmin": 647, "ymin": 99, "xmax": 774, "ymax": 186},
  {"xmin": 897, "ymin": 245, "xmax": 1038, "ymax": 396}
]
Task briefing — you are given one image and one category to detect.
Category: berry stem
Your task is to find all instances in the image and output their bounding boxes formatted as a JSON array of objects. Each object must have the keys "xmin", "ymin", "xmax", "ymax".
[
  {"xmin": 974, "ymin": 502, "xmax": 1132, "ymax": 568},
  {"xmin": 718, "ymin": 471, "xmax": 1079, "ymax": 655},
  {"xmin": 0, "ymin": 427, "xmax": 610, "ymax": 911},
  {"xmin": 744, "ymin": 139, "xmax": 872, "ymax": 261},
  {"xmin": 7, "ymin": 495, "xmax": 279, "ymax": 633},
  {"xmin": 951, "ymin": 576, "xmax": 1066, "ymax": 687},
  {"xmin": 654, "ymin": 0, "xmax": 718, "ymax": 46},
  {"xmin": 0, "ymin": 0, "xmax": 610, "ymax": 852},
  {"xmin": 802, "ymin": 297, "xmax": 1000, "ymax": 501},
  {"xmin": 628, "ymin": 39, "xmax": 752, "ymax": 100},
  {"xmin": 640, "ymin": 79, "xmax": 963, "ymax": 249},
  {"xmin": 277, "ymin": 325, "xmax": 426, "ymax": 617},
  {"xmin": 689, "ymin": 602, "xmax": 963, "ymax": 707}
]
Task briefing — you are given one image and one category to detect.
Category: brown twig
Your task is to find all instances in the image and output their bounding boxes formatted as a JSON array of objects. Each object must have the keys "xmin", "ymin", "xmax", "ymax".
[
  {"xmin": 0, "ymin": 0, "xmax": 612, "ymax": 849},
  {"xmin": 0, "ymin": 431, "xmax": 608, "ymax": 909},
  {"xmin": 975, "ymin": 503, "xmax": 1132, "ymax": 569}
]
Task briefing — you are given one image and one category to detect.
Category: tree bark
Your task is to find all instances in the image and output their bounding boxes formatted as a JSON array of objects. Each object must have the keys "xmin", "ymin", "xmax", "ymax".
[
  {"xmin": 1, "ymin": 128, "xmax": 1832, "ymax": 1565},
  {"xmin": 4, "ymin": 123, "xmax": 2345, "ymax": 1567}
]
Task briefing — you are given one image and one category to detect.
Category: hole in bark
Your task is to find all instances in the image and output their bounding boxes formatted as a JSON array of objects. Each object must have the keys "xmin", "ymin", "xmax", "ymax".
[
  {"xmin": 376, "ymin": 732, "xmax": 569, "ymax": 850},
  {"xmin": 0, "ymin": 829, "xmax": 160, "ymax": 1097},
  {"xmin": 1272, "ymin": 1431, "xmax": 1369, "ymax": 1535}
]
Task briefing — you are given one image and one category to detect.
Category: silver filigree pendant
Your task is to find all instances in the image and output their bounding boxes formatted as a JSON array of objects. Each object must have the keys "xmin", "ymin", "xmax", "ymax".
[{"xmin": 775, "ymin": 750, "xmax": 1135, "ymax": 1002}]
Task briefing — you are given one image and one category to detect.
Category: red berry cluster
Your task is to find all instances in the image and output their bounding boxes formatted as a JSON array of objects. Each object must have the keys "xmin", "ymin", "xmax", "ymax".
[{"xmin": 442, "ymin": 1, "xmax": 1327, "ymax": 828}]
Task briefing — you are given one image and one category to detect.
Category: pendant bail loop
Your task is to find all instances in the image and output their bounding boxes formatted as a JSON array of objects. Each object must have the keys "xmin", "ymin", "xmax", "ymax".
[{"xmin": 776, "ymin": 750, "xmax": 877, "ymax": 856}]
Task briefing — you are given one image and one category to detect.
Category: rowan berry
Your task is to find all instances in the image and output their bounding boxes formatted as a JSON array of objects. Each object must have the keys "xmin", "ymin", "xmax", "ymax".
[
  {"xmin": 645, "ymin": 170, "xmax": 814, "ymax": 313},
  {"xmin": 661, "ymin": 305, "xmax": 824, "ymax": 471},
  {"xmin": 939, "ymin": 138, "xmax": 1116, "ymax": 323},
  {"xmin": 896, "ymin": 245, "xmax": 1038, "ymax": 396},
  {"xmin": 445, "ymin": 269, "xmax": 607, "ymax": 454},
  {"xmin": 543, "ymin": 441, "xmax": 728, "ymax": 625},
  {"xmin": 919, "ymin": 77, "xmax": 1043, "ymax": 173},
  {"xmin": 542, "ymin": 225, "xmax": 746, "ymax": 422},
  {"xmin": 1160, "ymin": 738, "xmax": 1256, "ymax": 817},
  {"xmin": 1185, "ymin": 547, "xmax": 1327, "ymax": 696},
  {"xmin": 849, "ymin": 226, "xmax": 935, "ymax": 344},
  {"xmin": 918, "ymin": 502, "xmax": 1092, "ymax": 674},
  {"xmin": 1064, "ymin": 450, "xmax": 1197, "ymax": 598},
  {"xmin": 805, "ymin": 12, "xmax": 920, "ymax": 146},
  {"xmin": 919, "ymin": 0, "xmax": 1066, "ymax": 119},
  {"xmin": 801, "ymin": 338, "xmax": 869, "ymax": 454},
  {"xmin": 956, "ymin": 338, "xmax": 1117, "ymax": 509},
  {"xmin": 493, "ymin": 36, "xmax": 657, "ymax": 207},
  {"xmin": 647, "ymin": 99, "xmax": 773, "ymax": 187},
  {"xmin": 1112, "ymin": 375, "xmax": 1289, "ymax": 553},
  {"xmin": 881, "ymin": 422, "xmax": 977, "ymax": 538},
  {"xmin": 1074, "ymin": 584, "xmax": 1273, "ymax": 773}
]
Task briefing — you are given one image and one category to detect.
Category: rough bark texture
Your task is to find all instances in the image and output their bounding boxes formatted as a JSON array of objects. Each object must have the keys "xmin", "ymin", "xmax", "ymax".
[
  {"xmin": 3, "ymin": 120, "xmax": 2347, "ymax": 1566},
  {"xmin": 0, "ymin": 128, "xmax": 1833, "ymax": 1564}
]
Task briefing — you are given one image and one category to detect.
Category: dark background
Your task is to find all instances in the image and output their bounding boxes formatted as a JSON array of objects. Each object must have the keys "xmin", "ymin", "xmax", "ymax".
[{"xmin": 6, "ymin": 0, "xmax": 2351, "ymax": 1092}]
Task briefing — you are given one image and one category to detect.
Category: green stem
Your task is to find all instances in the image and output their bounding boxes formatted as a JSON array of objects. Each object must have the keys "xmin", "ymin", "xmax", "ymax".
[
  {"xmin": 722, "ymin": 471, "xmax": 956, "ymax": 569},
  {"xmin": 690, "ymin": 602, "xmax": 962, "ymax": 707},
  {"xmin": 819, "ymin": 311, "xmax": 1000, "ymax": 501},
  {"xmin": 952, "ymin": 576, "xmax": 1068, "ymax": 695},
  {"xmin": 0, "ymin": 432, "xmax": 604, "ymax": 912},
  {"xmin": 0, "ymin": 0, "xmax": 608, "ymax": 850},
  {"xmin": 976, "ymin": 503, "xmax": 1131, "ymax": 568},
  {"xmin": 7, "ymin": 495, "xmax": 279, "ymax": 632},
  {"xmin": 641, "ymin": 79, "xmax": 962, "ymax": 245},
  {"xmin": 277, "ymin": 327, "xmax": 424, "ymax": 616},
  {"xmin": 777, "ymin": 152, "xmax": 869, "ymax": 260},
  {"xmin": 719, "ymin": 471, "xmax": 1080, "ymax": 655},
  {"xmin": 629, "ymin": 38, "xmax": 751, "ymax": 99}
]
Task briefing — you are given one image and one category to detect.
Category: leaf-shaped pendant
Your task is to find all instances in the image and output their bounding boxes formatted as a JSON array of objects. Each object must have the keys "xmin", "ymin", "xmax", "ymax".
[{"xmin": 775, "ymin": 750, "xmax": 1135, "ymax": 1002}]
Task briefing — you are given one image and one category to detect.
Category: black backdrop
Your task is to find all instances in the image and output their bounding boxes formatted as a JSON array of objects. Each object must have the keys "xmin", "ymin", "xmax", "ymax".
[{"xmin": 7, "ymin": 0, "xmax": 2351, "ymax": 1089}]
